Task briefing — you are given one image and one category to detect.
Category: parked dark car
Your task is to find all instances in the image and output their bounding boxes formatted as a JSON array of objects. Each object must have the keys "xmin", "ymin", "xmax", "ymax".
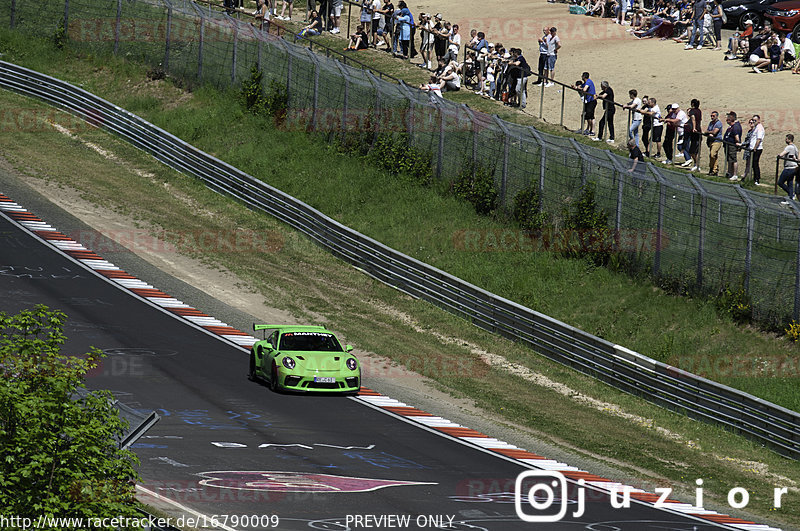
[
  {"xmin": 765, "ymin": 0, "xmax": 800, "ymax": 42},
  {"xmin": 722, "ymin": 0, "xmax": 783, "ymax": 29}
]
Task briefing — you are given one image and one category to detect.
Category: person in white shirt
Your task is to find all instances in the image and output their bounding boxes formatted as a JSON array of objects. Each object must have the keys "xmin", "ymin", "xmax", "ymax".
[
  {"xmin": 751, "ymin": 114, "xmax": 765, "ymax": 185},
  {"xmin": 443, "ymin": 24, "xmax": 461, "ymax": 64},
  {"xmin": 642, "ymin": 97, "xmax": 662, "ymax": 158},
  {"xmin": 623, "ymin": 89, "xmax": 643, "ymax": 148}
]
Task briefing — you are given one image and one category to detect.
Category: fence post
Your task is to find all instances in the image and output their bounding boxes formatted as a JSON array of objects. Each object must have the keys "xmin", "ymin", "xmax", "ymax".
[
  {"xmin": 230, "ymin": 16, "xmax": 238, "ymax": 86},
  {"xmin": 493, "ymin": 116, "xmax": 510, "ymax": 209},
  {"xmin": 734, "ymin": 185, "xmax": 755, "ymax": 294},
  {"xmin": 197, "ymin": 13, "xmax": 205, "ymax": 81},
  {"xmin": 467, "ymin": 105, "xmax": 478, "ymax": 174},
  {"xmin": 164, "ymin": 1, "xmax": 172, "ymax": 71},
  {"xmin": 606, "ymin": 152, "xmax": 631, "ymax": 238},
  {"xmin": 10, "ymin": 0, "xmax": 15, "ymax": 28},
  {"xmin": 560, "ymin": 87, "xmax": 565, "ymax": 127},
  {"xmin": 114, "ymin": 0, "xmax": 122, "ymax": 55},
  {"xmin": 365, "ymin": 71, "xmax": 381, "ymax": 147},
  {"xmin": 63, "ymin": 0, "xmax": 70, "ymax": 39},
  {"xmin": 335, "ymin": 61, "xmax": 351, "ymax": 143},
  {"xmin": 397, "ymin": 81, "xmax": 416, "ymax": 139},
  {"xmin": 285, "ymin": 42, "xmax": 293, "ymax": 110},
  {"xmin": 528, "ymin": 126, "xmax": 547, "ymax": 209},
  {"xmin": 308, "ymin": 51, "xmax": 321, "ymax": 132},
  {"xmin": 436, "ymin": 107, "xmax": 445, "ymax": 181},
  {"xmin": 569, "ymin": 139, "xmax": 588, "ymax": 188},
  {"xmin": 687, "ymin": 174, "xmax": 708, "ymax": 289}
]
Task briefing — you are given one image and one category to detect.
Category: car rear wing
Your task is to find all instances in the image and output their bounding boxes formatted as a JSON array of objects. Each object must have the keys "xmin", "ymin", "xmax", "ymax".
[{"xmin": 253, "ymin": 324, "xmax": 329, "ymax": 332}]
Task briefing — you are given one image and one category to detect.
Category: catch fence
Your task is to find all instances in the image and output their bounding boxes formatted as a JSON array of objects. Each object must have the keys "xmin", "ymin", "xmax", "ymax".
[{"xmin": 4, "ymin": 0, "xmax": 800, "ymax": 326}]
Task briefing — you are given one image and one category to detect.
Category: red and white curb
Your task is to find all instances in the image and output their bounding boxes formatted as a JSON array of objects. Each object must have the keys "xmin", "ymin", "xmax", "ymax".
[{"xmin": 0, "ymin": 192, "xmax": 782, "ymax": 531}]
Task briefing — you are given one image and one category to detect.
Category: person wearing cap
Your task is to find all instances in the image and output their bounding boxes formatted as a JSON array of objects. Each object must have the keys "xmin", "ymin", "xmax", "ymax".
[
  {"xmin": 725, "ymin": 19, "xmax": 752, "ymax": 60},
  {"xmin": 534, "ymin": 27, "xmax": 549, "ymax": 85},
  {"xmin": 544, "ymin": 27, "xmax": 561, "ymax": 87}
]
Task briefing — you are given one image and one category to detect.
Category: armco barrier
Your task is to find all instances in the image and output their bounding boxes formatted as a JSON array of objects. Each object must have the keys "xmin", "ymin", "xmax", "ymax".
[{"xmin": 1, "ymin": 61, "xmax": 798, "ymax": 459}]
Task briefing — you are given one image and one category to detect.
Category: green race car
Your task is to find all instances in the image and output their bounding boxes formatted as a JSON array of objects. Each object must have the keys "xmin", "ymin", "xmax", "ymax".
[{"xmin": 248, "ymin": 325, "xmax": 361, "ymax": 394}]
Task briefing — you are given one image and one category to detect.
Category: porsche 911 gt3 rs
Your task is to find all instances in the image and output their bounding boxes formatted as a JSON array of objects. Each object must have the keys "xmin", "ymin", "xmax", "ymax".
[{"xmin": 248, "ymin": 324, "xmax": 360, "ymax": 393}]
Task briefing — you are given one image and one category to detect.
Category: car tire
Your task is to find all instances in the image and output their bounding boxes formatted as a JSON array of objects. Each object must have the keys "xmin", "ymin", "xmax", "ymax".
[
  {"xmin": 248, "ymin": 351, "xmax": 257, "ymax": 381},
  {"xmin": 270, "ymin": 364, "xmax": 281, "ymax": 393},
  {"xmin": 740, "ymin": 11, "xmax": 762, "ymax": 29},
  {"xmin": 792, "ymin": 24, "xmax": 800, "ymax": 44}
]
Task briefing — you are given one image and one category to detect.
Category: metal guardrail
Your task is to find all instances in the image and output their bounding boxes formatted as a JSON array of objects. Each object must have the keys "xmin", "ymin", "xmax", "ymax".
[{"xmin": 1, "ymin": 60, "xmax": 798, "ymax": 459}]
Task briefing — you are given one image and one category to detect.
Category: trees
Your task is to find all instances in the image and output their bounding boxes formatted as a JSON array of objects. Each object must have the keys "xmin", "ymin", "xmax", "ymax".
[{"xmin": 0, "ymin": 305, "xmax": 140, "ymax": 526}]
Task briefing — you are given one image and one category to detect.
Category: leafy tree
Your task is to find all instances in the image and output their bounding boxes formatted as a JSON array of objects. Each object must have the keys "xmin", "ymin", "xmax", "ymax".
[{"xmin": 0, "ymin": 306, "xmax": 140, "ymax": 527}]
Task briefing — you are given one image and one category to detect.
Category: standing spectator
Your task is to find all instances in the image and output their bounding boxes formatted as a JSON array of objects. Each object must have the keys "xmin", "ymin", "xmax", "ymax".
[
  {"xmin": 703, "ymin": 110, "xmax": 724, "ymax": 176},
  {"xmin": 778, "ymin": 134, "xmax": 799, "ymax": 204},
  {"xmin": 395, "ymin": 4, "xmax": 412, "ymax": 58},
  {"xmin": 671, "ymin": 102, "xmax": 689, "ymax": 164},
  {"xmin": 370, "ymin": 0, "xmax": 382, "ymax": 46},
  {"xmin": 575, "ymin": 72, "xmax": 597, "ymax": 137},
  {"xmin": 444, "ymin": 24, "xmax": 461, "ymax": 64},
  {"xmin": 317, "ymin": 0, "xmax": 328, "ymax": 30},
  {"xmin": 739, "ymin": 118, "xmax": 756, "ymax": 181},
  {"xmin": 644, "ymin": 97, "xmax": 663, "ymax": 159},
  {"xmin": 277, "ymin": 0, "xmax": 293, "ymax": 21},
  {"xmin": 359, "ymin": 0, "xmax": 372, "ymax": 41},
  {"xmin": 623, "ymin": 89, "xmax": 643, "ymax": 147},
  {"xmin": 376, "ymin": 0, "xmax": 394, "ymax": 45},
  {"xmin": 473, "ymin": 32, "xmax": 489, "ymax": 94},
  {"xmin": 534, "ymin": 27, "xmax": 549, "ymax": 86},
  {"xmin": 329, "ymin": 0, "xmax": 343, "ymax": 32},
  {"xmin": 710, "ymin": 0, "xmax": 723, "ymax": 49},
  {"xmin": 593, "ymin": 81, "xmax": 616, "ymax": 144},
  {"xmin": 641, "ymin": 95, "xmax": 652, "ymax": 156},
  {"xmin": 254, "ymin": 0, "xmax": 270, "ymax": 31},
  {"xmin": 662, "ymin": 104, "xmax": 678, "ymax": 165},
  {"xmin": 751, "ymin": 114, "xmax": 765, "ymax": 184},
  {"xmin": 509, "ymin": 48, "xmax": 530, "ymax": 108},
  {"xmin": 433, "ymin": 14, "xmax": 448, "ymax": 71},
  {"xmin": 418, "ymin": 13, "xmax": 433, "ymax": 68},
  {"xmin": 682, "ymin": 98, "xmax": 702, "ymax": 171},
  {"xmin": 724, "ymin": 111, "xmax": 742, "ymax": 181},
  {"xmin": 685, "ymin": 0, "xmax": 706, "ymax": 49},
  {"xmin": 545, "ymin": 27, "xmax": 561, "ymax": 87}
]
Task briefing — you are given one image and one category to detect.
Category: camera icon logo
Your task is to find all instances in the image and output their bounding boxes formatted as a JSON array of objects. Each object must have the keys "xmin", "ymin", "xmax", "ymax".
[{"xmin": 514, "ymin": 470, "xmax": 569, "ymax": 522}]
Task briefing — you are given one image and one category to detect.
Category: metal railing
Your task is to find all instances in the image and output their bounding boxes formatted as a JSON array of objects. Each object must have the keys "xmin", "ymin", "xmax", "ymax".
[{"xmin": 1, "ymin": 60, "xmax": 798, "ymax": 458}]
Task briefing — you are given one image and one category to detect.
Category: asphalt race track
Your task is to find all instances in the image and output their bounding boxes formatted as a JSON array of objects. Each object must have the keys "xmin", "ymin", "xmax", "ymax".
[{"xmin": 0, "ymin": 197, "xmax": 754, "ymax": 531}]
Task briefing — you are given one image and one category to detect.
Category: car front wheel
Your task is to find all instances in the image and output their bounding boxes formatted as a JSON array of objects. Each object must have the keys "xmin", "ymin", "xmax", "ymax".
[
  {"xmin": 270, "ymin": 364, "xmax": 280, "ymax": 392},
  {"xmin": 792, "ymin": 24, "xmax": 800, "ymax": 44}
]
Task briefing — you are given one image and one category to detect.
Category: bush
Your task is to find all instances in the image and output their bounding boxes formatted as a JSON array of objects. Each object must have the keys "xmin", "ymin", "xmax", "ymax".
[
  {"xmin": 369, "ymin": 133, "xmax": 432, "ymax": 186},
  {"xmin": 561, "ymin": 181, "xmax": 613, "ymax": 265},
  {"xmin": 452, "ymin": 159, "xmax": 498, "ymax": 216},
  {"xmin": 716, "ymin": 285, "xmax": 753, "ymax": 324},
  {"xmin": 785, "ymin": 320, "xmax": 800, "ymax": 342},
  {"xmin": 512, "ymin": 185, "xmax": 549, "ymax": 232},
  {"xmin": 240, "ymin": 65, "xmax": 288, "ymax": 126}
]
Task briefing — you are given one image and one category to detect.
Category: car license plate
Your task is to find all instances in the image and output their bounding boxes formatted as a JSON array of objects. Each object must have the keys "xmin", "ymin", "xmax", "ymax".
[{"xmin": 314, "ymin": 377, "xmax": 335, "ymax": 383}]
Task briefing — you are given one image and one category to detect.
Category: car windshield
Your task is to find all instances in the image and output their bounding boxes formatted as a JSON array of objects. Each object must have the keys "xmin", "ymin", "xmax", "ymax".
[{"xmin": 279, "ymin": 332, "xmax": 343, "ymax": 352}]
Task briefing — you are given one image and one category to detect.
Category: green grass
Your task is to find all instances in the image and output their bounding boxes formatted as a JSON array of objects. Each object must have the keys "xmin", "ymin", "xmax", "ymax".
[{"xmin": 1, "ymin": 27, "xmax": 800, "ymax": 529}]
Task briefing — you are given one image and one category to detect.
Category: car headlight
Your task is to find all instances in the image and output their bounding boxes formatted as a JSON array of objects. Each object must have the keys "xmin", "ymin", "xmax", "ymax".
[
  {"xmin": 282, "ymin": 356, "xmax": 296, "ymax": 370},
  {"xmin": 785, "ymin": 9, "xmax": 799, "ymax": 15},
  {"xmin": 725, "ymin": 6, "xmax": 742, "ymax": 12},
  {"xmin": 346, "ymin": 358, "xmax": 358, "ymax": 371}
]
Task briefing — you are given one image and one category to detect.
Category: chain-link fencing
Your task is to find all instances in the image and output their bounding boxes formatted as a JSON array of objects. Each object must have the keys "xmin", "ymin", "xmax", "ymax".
[{"xmin": 4, "ymin": 0, "xmax": 800, "ymax": 327}]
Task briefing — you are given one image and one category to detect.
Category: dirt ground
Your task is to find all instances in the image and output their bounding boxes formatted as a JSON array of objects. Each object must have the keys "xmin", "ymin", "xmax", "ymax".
[{"xmin": 404, "ymin": 1, "xmax": 799, "ymax": 184}]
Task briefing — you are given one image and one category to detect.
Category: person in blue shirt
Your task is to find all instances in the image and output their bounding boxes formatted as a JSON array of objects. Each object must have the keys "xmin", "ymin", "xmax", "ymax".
[
  {"xmin": 395, "ymin": 1, "xmax": 413, "ymax": 59},
  {"xmin": 574, "ymin": 72, "xmax": 596, "ymax": 136}
]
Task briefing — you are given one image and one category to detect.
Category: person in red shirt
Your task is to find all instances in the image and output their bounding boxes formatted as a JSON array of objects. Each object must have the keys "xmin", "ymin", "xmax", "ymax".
[{"xmin": 725, "ymin": 19, "xmax": 753, "ymax": 60}]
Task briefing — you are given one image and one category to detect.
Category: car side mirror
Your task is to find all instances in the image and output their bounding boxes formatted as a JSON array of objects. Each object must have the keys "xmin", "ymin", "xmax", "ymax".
[{"xmin": 345, "ymin": 345, "xmax": 353, "ymax": 352}]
